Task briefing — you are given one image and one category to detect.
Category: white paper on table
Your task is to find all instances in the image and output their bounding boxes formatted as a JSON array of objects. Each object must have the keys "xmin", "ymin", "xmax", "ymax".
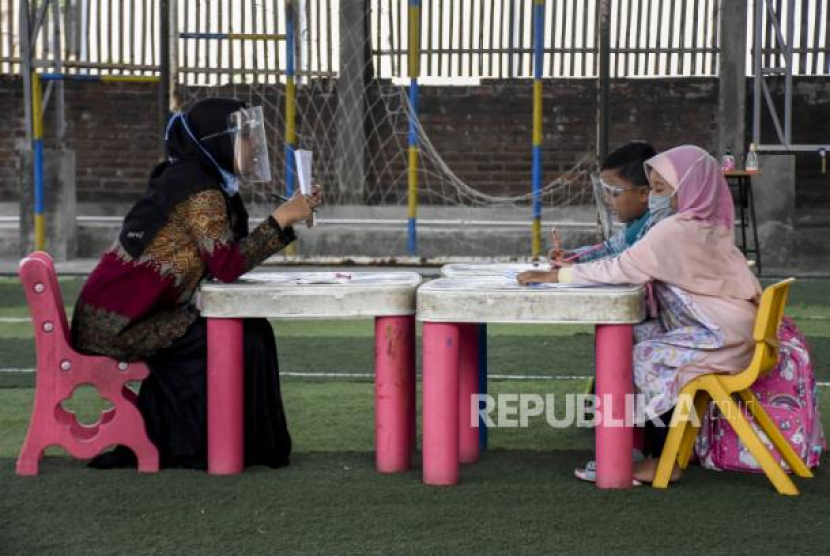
[
  {"xmin": 238, "ymin": 272, "xmax": 352, "ymax": 285},
  {"xmin": 293, "ymin": 272, "xmax": 353, "ymax": 285},
  {"xmin": 294, "ymin": 149, "xmax": 313, "ymax": 196},
  {"xmin": 242, "ymin": 272, "xmax": 417, "ymax": 286}
]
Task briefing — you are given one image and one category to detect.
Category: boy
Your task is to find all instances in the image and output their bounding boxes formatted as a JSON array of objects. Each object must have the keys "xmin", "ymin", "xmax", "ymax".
[{"xmin": 552, "ymin": 141, "xmax": 657, "ymax": 265}]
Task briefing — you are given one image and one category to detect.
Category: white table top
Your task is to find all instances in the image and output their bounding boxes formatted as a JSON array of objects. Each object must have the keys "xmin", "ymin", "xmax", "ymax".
[
  {"xmin": 441, "ymin": 262, "xmax": 550, "ymax": 277},
  {"xmin": 417, "ymin": 276, "xmax": 646, "ymax": 324},
  {"xmin": 198, "ymin": 271, "xmax": 422, "ymax": 319}
]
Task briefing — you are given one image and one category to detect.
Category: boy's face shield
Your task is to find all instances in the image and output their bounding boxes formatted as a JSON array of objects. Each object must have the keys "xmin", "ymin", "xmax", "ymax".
[
  {"xmin": 201, "ymin": 105, "xmax": 272, "ymax": 183},
  {"xmin": 590, "ymin": 173, "xmax": 615, "ymax": 240}
]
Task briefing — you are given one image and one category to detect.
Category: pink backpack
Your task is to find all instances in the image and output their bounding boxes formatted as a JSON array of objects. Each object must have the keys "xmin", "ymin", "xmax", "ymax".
[{"xmin": 695, "ymin": 317, "xmax": 826, "ymax": 473}]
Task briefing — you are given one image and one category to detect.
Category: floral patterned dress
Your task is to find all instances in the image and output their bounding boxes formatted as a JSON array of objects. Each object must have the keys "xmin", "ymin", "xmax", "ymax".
[{"xmin": 633, "ymin": 283, "xmax": 726, "ymax": 420}]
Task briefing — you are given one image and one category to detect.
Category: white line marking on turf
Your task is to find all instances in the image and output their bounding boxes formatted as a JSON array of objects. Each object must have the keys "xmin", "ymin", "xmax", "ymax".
[{"xmin": 1, "ymin": 367, "xmax": 827, "ymax": 387}]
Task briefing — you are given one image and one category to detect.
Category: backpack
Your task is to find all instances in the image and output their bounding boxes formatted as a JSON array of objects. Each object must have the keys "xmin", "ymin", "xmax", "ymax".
[{"xmin": 695, "ymin": 317, "xmax": 826, "ymax": 472}]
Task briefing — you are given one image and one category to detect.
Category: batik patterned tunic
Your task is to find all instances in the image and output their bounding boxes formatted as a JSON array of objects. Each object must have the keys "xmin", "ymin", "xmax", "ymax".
[{"xmin": 72, "ymin": 189, "xmax": 295, "ymax": 361}]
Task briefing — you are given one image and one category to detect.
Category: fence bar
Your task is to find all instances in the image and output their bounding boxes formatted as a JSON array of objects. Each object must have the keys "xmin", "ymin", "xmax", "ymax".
[
  {"xmin": 179, "ymin": 32, "xmax": 286, "ymax": 40},
  {"xmin": 39, "ymin": 72, "xmax": 160, "ymax": 82},
  {"xmin": 531, "ymin": 0, "xmax": 544, "ymax": 257},
  {"xmin": 32, "ymin": 74, "xmax": 45, "ymax": 251},
  {"xmin": 408, "ymin": 0, "xmax": 421, "ymax": 255},
  {"xmin": 285, "ymin": 1, "xmax": 296, "ymax": 197},
  {"xmin": 785, "ymin": 0, "xmax": 794, "ymax": 144},
  {"xmin": 812, "ymin": 0, "xmax": 824, "ymax": 74},
  {"xmin": 754, "ymin": 0, "xmax": 763, "ymax": 146}
]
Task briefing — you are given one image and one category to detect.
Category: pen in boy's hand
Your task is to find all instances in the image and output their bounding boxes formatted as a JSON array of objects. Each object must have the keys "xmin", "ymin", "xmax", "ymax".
[
  {"xmin": 554, "ymin": 242, "xmax": 605, "ymax": 265},
  {"xmin": 551, "ymin": 227, "xmax": 562, "ymax": 254},
  {"xmin": 271, "ymin": 193, "xmax": 291, "ymax": 203}
]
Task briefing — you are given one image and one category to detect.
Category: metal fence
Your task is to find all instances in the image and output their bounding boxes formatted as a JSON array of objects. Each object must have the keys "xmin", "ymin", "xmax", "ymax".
[
  {"xmin": 755, "ymin": 0, "xmax": 829, "ymax": 76},
  {"xmin": 377, "ymin": 0, "xmax": 721, "ymax": 78},
  {"xmin": 1, "ymin": 0, "xmax": 161, "ymax": 75},
  {"xmin": 1, "ymin": 1, "xmax": 829, "ymax": 79}
]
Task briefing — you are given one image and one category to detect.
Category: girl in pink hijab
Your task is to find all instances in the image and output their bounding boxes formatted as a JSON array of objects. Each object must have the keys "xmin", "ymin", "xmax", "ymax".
[{"xmin": 518, "ymin": 145, "xmax": 761, "ymax": 483}]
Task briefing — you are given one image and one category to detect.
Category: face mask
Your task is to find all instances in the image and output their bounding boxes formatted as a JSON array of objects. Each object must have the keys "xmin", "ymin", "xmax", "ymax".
[{"xmin": 648, "ymin": 192, "xmax": 675, "ymax": 222}]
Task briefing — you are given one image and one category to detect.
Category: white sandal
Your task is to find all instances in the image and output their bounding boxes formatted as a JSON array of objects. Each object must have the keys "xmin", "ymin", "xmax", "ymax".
[{"xmin": 574, "ymin": 460, "xmax": 643, "ymax": 486}]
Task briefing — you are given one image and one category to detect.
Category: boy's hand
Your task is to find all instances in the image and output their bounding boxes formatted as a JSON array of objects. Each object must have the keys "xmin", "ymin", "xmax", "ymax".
[
  {"xmin": 548, "ymin": 248, "xmax": 576, "ymax": 268},
  {"xmin": 517, "ymin": 270, "xmax": 560, "ymax": 285}
]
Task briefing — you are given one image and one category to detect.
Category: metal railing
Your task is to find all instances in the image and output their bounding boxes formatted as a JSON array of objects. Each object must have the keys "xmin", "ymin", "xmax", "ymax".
[{"xmin": 1, "ymin": 1, "xmax": 828, "ymax": 80}]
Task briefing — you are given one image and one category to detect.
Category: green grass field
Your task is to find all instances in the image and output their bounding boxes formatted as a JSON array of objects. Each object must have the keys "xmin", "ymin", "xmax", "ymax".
[{"xmin": 2, "ymin": 277, "xmax": 829, "ymax": 555}]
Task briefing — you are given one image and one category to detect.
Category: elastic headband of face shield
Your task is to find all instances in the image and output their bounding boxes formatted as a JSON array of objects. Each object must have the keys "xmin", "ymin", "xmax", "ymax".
[
  {"xmin": 200, "ymin": 105, "xmax": 272, "ymax": 185},
  {"xmin": 165, "ymin": 112, "xmax": 241, "ymax": 196}
]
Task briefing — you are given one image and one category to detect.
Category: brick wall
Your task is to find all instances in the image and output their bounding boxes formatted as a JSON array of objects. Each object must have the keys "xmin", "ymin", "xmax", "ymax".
[
  {"xmin": 0, "ymin": 75, "xmax": 827, "ymax": 207},
  {"xmin": 409, "ymin": 78, "xmax": 719, "ymax": 203},
  {"xmin": 0, "ymin": 76, "xmax": 25, "ymax": 202},
  {"xmin": 0, "ymin": 76, "xmax": 162, "ymax": 204}
]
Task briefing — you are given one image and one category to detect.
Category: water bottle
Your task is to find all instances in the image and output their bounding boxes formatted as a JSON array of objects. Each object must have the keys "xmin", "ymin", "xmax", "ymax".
[
  {"xmin": 746, "ymin": 143, "xmax": 759, "ymax": 172},
  {"xmin": 721, "ymin": 149, "xmax": 736, "ymax": 172}
]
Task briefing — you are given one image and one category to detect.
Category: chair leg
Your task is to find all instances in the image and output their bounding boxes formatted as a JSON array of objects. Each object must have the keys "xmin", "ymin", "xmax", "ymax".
[
  {"xmin": 737, "ymin": 389, "xmax": 813, "ymax": 479},
  {"xmin": 711, "ymin": 384, "xmax": 799, "ymax": 495},
  {"xmin": 677, "ymin": 392, "xmax": 710, "ymax": 469},
  {"xmin": 16, "ymin": 435, "xmax": 45, "ymax": 476},
  {"xmin": 114, "ymin": 391, "xmax": 159, "ymax": 473},
  {"xmin": 129, "ymin": 437, "xmax": 160, "ymax": 473},
  {"xmin": 653, "ymin": 393, "xmax": 694, "ymax": 489}
]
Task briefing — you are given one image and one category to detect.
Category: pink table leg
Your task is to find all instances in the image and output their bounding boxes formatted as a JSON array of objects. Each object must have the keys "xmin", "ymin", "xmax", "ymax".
[
  {"xmin": 207, "ymin": 317, "xmax": 245, "ymax": 475},
  {"xmin": 458, "ymin": 323, "xmax": 480, "ymax": 464},
  {"xmin": 422, "ymin": 322, "xmax": 460, "ymax": 485},
  {"xmin": 595, "ymin": 324, "xmax": 634, "ymax": 489},
  {"xmin": 374, "ymin": 315, "xmax": 416, "ymax": 473}
]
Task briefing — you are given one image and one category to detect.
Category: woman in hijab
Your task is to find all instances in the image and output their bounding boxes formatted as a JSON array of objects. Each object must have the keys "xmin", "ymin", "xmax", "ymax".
[
  {"xmin": 518, "ymin": 145, "xmax": 762, "ymax": 483},
  {"xmin": 71, "ymin": 97, "xmax": 321, "ymax": 470}
]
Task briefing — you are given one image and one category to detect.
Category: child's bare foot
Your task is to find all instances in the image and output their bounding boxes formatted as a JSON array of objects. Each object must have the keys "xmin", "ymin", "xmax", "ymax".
[{"xmin": 633, "ymin": 458, "xmax": 682, "ymax": 484}]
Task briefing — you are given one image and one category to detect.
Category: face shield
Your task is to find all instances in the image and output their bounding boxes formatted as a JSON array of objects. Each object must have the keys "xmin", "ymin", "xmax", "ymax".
[
  {"xmin": 590, "ymin": 173, "xmax": 614, "ymax": 240},
  {"xmin": 201, "ymin": 105, "xmax": 272, "ymax": 183}
]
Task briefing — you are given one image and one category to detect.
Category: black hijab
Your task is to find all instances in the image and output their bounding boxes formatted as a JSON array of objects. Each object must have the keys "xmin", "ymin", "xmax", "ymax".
[{"xmin": 119, "ymin": 97, "xmax": 250, "ymax": 258}]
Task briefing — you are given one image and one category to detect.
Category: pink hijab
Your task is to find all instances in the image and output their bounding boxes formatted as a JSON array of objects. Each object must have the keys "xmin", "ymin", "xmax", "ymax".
[{"xmin": 644, "ymin": 145, "xmax": 735, "ymax": 230}]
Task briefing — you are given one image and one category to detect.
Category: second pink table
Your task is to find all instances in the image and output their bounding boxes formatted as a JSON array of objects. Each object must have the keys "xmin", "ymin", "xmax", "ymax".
[{"xmin": 417, "ymin": 277, "xmax": 645, "ymax": 489}]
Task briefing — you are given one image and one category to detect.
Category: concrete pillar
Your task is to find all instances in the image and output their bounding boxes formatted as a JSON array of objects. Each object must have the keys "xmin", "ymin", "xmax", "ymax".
[
  {"xmin": 717, "ymin": 1, "xmax": 748, "ymax": 167},
  {"xmin": 753, "ymin": 154, "xmax": 796, "ymax": 269},
  {"xmin": 335, "ymin": 0, "xmax": 368, "ymax": 203},
  {"xmin": 18, "ymin": 147, "xmax": 78, "ymax": 261}
]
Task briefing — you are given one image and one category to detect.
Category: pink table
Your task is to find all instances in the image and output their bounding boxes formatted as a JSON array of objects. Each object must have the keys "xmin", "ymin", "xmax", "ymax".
[
  {"xmin": 198, "ymin": 272, "xmax": 421, "ymax": 475},
  {"xmin": 417, "ymin": 277, "xmax": 645, "ymax": 488}
]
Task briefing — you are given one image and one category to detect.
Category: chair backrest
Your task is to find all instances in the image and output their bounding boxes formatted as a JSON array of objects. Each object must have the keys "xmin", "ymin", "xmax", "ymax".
[
  {"xmin": 747, "ymin": 278, "xmax": 795, "ymax": 382},
  {"xmin": 19, "ymin": 252, "xmax": 71, "ymax": 350}
]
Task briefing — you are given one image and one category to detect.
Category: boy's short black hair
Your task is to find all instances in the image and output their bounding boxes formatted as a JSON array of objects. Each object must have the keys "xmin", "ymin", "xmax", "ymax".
[{"xmin": 600, "ymin": 141, "xmax": 657, "ymax": 188}]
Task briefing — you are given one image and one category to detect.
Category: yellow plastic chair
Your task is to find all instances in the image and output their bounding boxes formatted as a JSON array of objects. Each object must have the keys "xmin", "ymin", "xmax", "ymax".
[{"xmin": 653, "ymin": 278, "xmax": 813, "ymax": 495}]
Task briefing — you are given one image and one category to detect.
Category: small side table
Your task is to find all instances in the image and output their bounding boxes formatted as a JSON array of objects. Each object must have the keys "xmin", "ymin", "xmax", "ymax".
[{"xmin": 724, "ymin": 170, "xmax": 762, "ymax": 274}]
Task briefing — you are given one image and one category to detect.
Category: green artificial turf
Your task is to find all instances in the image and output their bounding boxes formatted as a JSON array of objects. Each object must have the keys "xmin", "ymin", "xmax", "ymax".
[{"xmin": 1, "ymin": 277, "xmax": 829, "ymax": 555}]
